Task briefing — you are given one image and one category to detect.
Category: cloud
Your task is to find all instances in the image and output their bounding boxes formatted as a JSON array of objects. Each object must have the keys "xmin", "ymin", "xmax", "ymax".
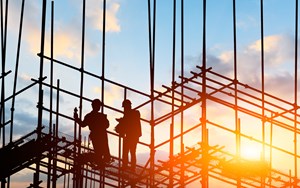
[
  {"xmin": 24, "ymin": 20, "xmax": 85, "ymax": 63},
  {"xmin": 19, "ymin": 73, "xmax": 32, "ymax": 81},
  {"xmin": 1, "ymin": 102, "xmax": 38, "ymax": 145},
  {"xmin": 264, "ymin": 72, "xmax": 295, "ymax": 100},
  {"xmin": 8, "ymin": 0, "xmax": 40, "ymax": 33},
  {"xmin": 209, "ymin": 34, "xmax": 296, "ymax": 86},
  {"xmin": 247, "ymin": 35, "xmax": 294, "ymax": 66},
  {"xmin": 8, "ymin": 0, "xmax": 120, "ymax": 63},
  {"xmin": 86, "ymin": 0, "xmax": 121, "ymax": 32},
  {"xmin": 92, "ymin": 84, "xmax": 123, "ymax": 107},
  {"xmin": 237, "ymin": 16, "xmax": 259, "ymax": 30}
]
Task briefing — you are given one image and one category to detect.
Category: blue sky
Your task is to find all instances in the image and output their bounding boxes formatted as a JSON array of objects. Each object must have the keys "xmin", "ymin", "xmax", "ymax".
[{"xmin": 3, "ymin": 0, "xmax": 300, "ymax": 187}]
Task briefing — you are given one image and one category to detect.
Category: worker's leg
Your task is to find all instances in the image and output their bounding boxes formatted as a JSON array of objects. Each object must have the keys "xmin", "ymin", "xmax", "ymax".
[
  {"xmin": 122, "ymin": 137, "xmax": 129, "ymax": 168},
  {"xmin": 129, "ymin": 137, "xmax": 139, "ymax": 170}
]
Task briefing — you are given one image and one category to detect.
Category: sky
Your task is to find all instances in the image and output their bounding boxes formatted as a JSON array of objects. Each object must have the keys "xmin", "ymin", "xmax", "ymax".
[{"xmin": 2, "ymin": 0, "xmax": 300, "ymax": 187}]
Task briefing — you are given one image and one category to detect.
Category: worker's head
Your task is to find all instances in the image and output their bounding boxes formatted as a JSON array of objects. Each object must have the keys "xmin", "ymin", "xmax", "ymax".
[
  {"xmin": 91, "ymin": 99, "xmax": 102, "ymax": 111},
  {"xmin": 122, "ymin": 99, "xmax": 132, "ymax": 111}
]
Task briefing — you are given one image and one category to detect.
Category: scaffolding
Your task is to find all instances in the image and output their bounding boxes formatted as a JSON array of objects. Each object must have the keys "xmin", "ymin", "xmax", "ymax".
[{"xmin": 0, "ymin": 0, "xmax": 300, "ymax": 187}]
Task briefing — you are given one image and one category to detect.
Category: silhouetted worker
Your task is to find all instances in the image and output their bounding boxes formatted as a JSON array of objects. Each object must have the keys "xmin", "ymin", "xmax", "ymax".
[
  {"xmin": 73, "ymin": 99, "xmax": 111, "ymax": 166},
  {"xmin": 115, "ymin": 99, "xmax": 142, "ymax": 171}
]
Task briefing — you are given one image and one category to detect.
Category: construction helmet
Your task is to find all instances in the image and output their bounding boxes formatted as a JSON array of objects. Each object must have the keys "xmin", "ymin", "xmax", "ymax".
[
  {"xmin": 92, "ymin": 99, "xmax": 102, "ymax": 107},
  {"xmin": 122, "ymin": 99, "xmax": 131, "ymax": 107}
]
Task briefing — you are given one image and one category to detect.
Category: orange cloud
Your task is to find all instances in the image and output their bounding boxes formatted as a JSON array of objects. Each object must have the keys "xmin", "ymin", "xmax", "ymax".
[{"xmin": 25, "ymin": 27, "xmax": 82, "ymax": 63}]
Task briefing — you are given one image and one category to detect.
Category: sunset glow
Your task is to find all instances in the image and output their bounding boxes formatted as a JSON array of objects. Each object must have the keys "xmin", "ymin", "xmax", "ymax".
[
  {"xmin": 240, "ymin": 144, "xmax": 262, "ymax": 160},
  {"xmin": 1, "ymin": 0, "xmax": 300, "ymax": 187}
]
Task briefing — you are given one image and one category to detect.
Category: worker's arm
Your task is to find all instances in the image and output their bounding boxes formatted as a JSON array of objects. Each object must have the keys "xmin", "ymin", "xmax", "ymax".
[{"xmin": 73, "ymin": 108, "xmax": 87, "ymax": 127}]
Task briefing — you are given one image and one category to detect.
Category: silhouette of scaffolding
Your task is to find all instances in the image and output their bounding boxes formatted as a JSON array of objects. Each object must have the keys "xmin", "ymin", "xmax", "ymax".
[{"xmin": 1, "ymin": 0, "xmax": 300, "ymax": 188}]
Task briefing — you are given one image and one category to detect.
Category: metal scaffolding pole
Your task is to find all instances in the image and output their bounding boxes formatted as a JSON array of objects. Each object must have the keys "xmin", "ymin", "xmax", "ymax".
[
  {"xmin": 201, "ymin": 0, "xmax": 208, "ymax": 187},
  {"xmin": 147, "ymin": 0, "xmax": 156, "ymax": 187},
  {"xmin": 34, "ymin": 0, "xmax": 47, "ymax": 187},
  {"xmin": 180, "ymin": 0, "xmax": 185, "ymax": 186},
  {"xmin": 47, "ymin": 1, "xmax": 54, "ymax": 187},
  {"xmin": 260, "ymin": 1, "xmax": 266, "ymax": 186},
  {"xmin": 294, "ymin": 0, "xmax": 299, "ymax": 186}
]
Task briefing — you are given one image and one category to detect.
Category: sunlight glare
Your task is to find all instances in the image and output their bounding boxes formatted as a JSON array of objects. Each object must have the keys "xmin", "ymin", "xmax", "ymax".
[{"xmin": 240, "ymin": 145, "xmax": 261, "ymax": 160}]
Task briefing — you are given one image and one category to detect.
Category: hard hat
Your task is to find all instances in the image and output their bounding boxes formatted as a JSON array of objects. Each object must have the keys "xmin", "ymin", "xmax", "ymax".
[
  {"xmin": 122, "ymin": 99, "xmax": 131, "ymax": 107},
  {"xmin": 92, "ymin": 99, "xmax": 102, "ymax": 107}
]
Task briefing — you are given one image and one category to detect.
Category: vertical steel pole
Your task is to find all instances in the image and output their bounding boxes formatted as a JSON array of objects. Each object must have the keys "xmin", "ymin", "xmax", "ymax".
[
  {"xmin": 152, "ymin": 0, "xmax": 156, "ymax": 186},
  {"xmin": 100, "ymin": 1, "xmax": 106, "ymax": 187},
  {"xmin": 232, "ymin": 0, "xmax": 241, "ymax": 187},
  {"xmin": 47, "ymin": 1, "xmax": 54, "ymax": 187},
  {"xmin": 75, "ymin": 0, "xmax": 86, "ymax": 187},
  {"xmin": 101, "ymin": 0, "xmax": 106, "ymax": 113},
  {"xmin": 38, "ymin": 0, "xmax": 46, "ymax": 132},
  {"xmin": 201, "ymin": 0, "xmax": 208, "ymax": 188},
  {"xmin": 0, "ymin": 0, "xmax": 8, "ymax": 149},
  {"xmin": 170, "ymin": 0, "xmax": 176, "ymax": 186},
  {"xmin": 79, "ymin": 0, "xmax": 86, "ymax": 140},
  {"xmin": 171, "ymin": 0, "xmax": 176, "ymax": 130},
  {"xmin": 0, "ymin": 0, "xmax": 9, "ymax": 183},
  {"xmin": 0, "ymin": 0, "xmax": 3, "ymax": 151},
  {"xmin": 201, "ymin": 0, "xmax": 208, "ymax": 187},
  {"xmin": 180, "ymin": 0, "xmax": 185, "ymax": 186},
  {"xmin": 294, "ymin": 0, "xmax": 298, "ymax": 186},
  {"xmin": 50, "ymin": 0, "xmax": 54, "ymax": 135},
  {"xmin": 10, "ymin": 0, "xmax": 25, "ymax": 144},
  {"xmin": 53, "ymin": 79, "xmax": 60, "ymax": 188},
  {"xmin": 7, "ymin": 0, "xmax": 24, "ymax": 183},
  {"xmin": 260, "ymin": 0, "xmax": 266, "ymax": 186},
  {"xmin": 2, "ymin": 0, "xmax": 8, "ymax": 149},
  {"xmin": 35, "ymin": 0, "xmax": 47, "ymax": 186},
  {"xmin": 147, "ymin": 0, "xmax": 155, "ymax": 186}
]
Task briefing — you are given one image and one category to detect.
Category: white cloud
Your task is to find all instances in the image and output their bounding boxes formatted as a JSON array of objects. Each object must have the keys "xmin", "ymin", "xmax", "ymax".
[
  {"xmin": 92, "ymin": 84, "xmax": 123, "ymax": 107},
  {"xmin": 216, "ymin": 34, "xmax": 296, "ymax": 85},
  {"xmin": 8, "ymin": 0, "xmax": 120, "ymax": 63},
  {"xmin": 247, "ymin": 35, "xmax": 294, "ymax": 66},
  {"xmin": 86, "ymin": 0, "xmax": 121, "ymax": 32},
  {"xmin": 19, "ymin": 73, "xmax": 31, "ymax": 81},
  {"xmin": 237, "ymin": 16, "xmax": 259, "ymax": 30}
]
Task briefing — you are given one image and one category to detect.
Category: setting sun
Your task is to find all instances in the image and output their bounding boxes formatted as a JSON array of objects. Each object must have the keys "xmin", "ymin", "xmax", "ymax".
[{"xmin": 240, "ymin": 144, "xmax": 262, "ymax": 160}]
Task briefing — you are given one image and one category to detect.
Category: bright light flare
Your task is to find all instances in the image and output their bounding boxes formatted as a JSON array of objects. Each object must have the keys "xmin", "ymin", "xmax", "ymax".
[{"xmin": 240, "ymin": 144, "xmax": 261, "ymax": 160}]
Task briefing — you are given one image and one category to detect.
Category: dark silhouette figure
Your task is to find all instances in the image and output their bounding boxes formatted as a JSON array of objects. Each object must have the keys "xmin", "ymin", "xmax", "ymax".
[
  {"xmin": 115, "ymin": 99, "xmax": 142, "ymax": 171},
  {"xmin": 74, "ymin": 99, "xmax": 111, "ymax": 166}
]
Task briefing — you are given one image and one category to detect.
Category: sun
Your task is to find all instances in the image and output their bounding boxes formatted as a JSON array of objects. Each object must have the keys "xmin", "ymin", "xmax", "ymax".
[{"xmin": 240, "ymin": 144, "xmax": 262, "ymax": 160}]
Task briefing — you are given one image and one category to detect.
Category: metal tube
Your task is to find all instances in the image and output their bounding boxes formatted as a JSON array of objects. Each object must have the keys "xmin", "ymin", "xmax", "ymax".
[
  {"xmin": 35, "ymin": 0, "xmax": 47, "ymax": 186},
  {"xmin": 201, "ymin": 0, "xmax": 208, "ymax": 187},
  {"xmin": 294, "ymin": 0, "xmax": 299, "ymax": 185},
  {"xmin": 4, "ymin": 1, "xmax": 13, "ymax": 184},
  {"xmin": 52, "ymin": 79, "xmax": 60, "ymax": 188},
  {"xmin": 147, "ymin": 0, "xmax": 155, "ymax": 186},
  {"xmin": 100, "ymin": 1, "xmax": 106, "ymax": 188},
  {"xmin": 180, "ymin": 0, "xmax": 185, "ymax": 186},
  {"xmin": 10, "ymin": 0, "xmax": 25, "ymax": 144},
  {"xmin": 79, "ymin": 0, "xmax": 86, "ymax": 142},
  {"xmin": 170, "ymin": 0, "xmax": 176, "ymax": 185},
  {"xmin": 47, "ymin": 1, "xmax": 54, "ymax": 187},
  {"xmin": 0, "ymin": 0, "xmax": 7, "ymax": 149},
  {"xmin": 101, "ymin": 0, "xmax": 106, "ymax": 113},
  {"xmin": 260, "ymin": 1, "xmax": 266, "ymax": 186},
  {"xmin": 76, "ymin": 0, "xmax": 86, "ymax": 186},
  {"xmin": 232, "ymin": 1, "xmax": 241, "ymax": 187}
]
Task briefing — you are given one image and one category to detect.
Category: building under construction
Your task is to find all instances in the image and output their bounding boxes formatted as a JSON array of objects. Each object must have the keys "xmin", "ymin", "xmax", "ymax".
[{"xmin": 0, "ymin": 0, "xmax": 300, "ymax": 187}]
